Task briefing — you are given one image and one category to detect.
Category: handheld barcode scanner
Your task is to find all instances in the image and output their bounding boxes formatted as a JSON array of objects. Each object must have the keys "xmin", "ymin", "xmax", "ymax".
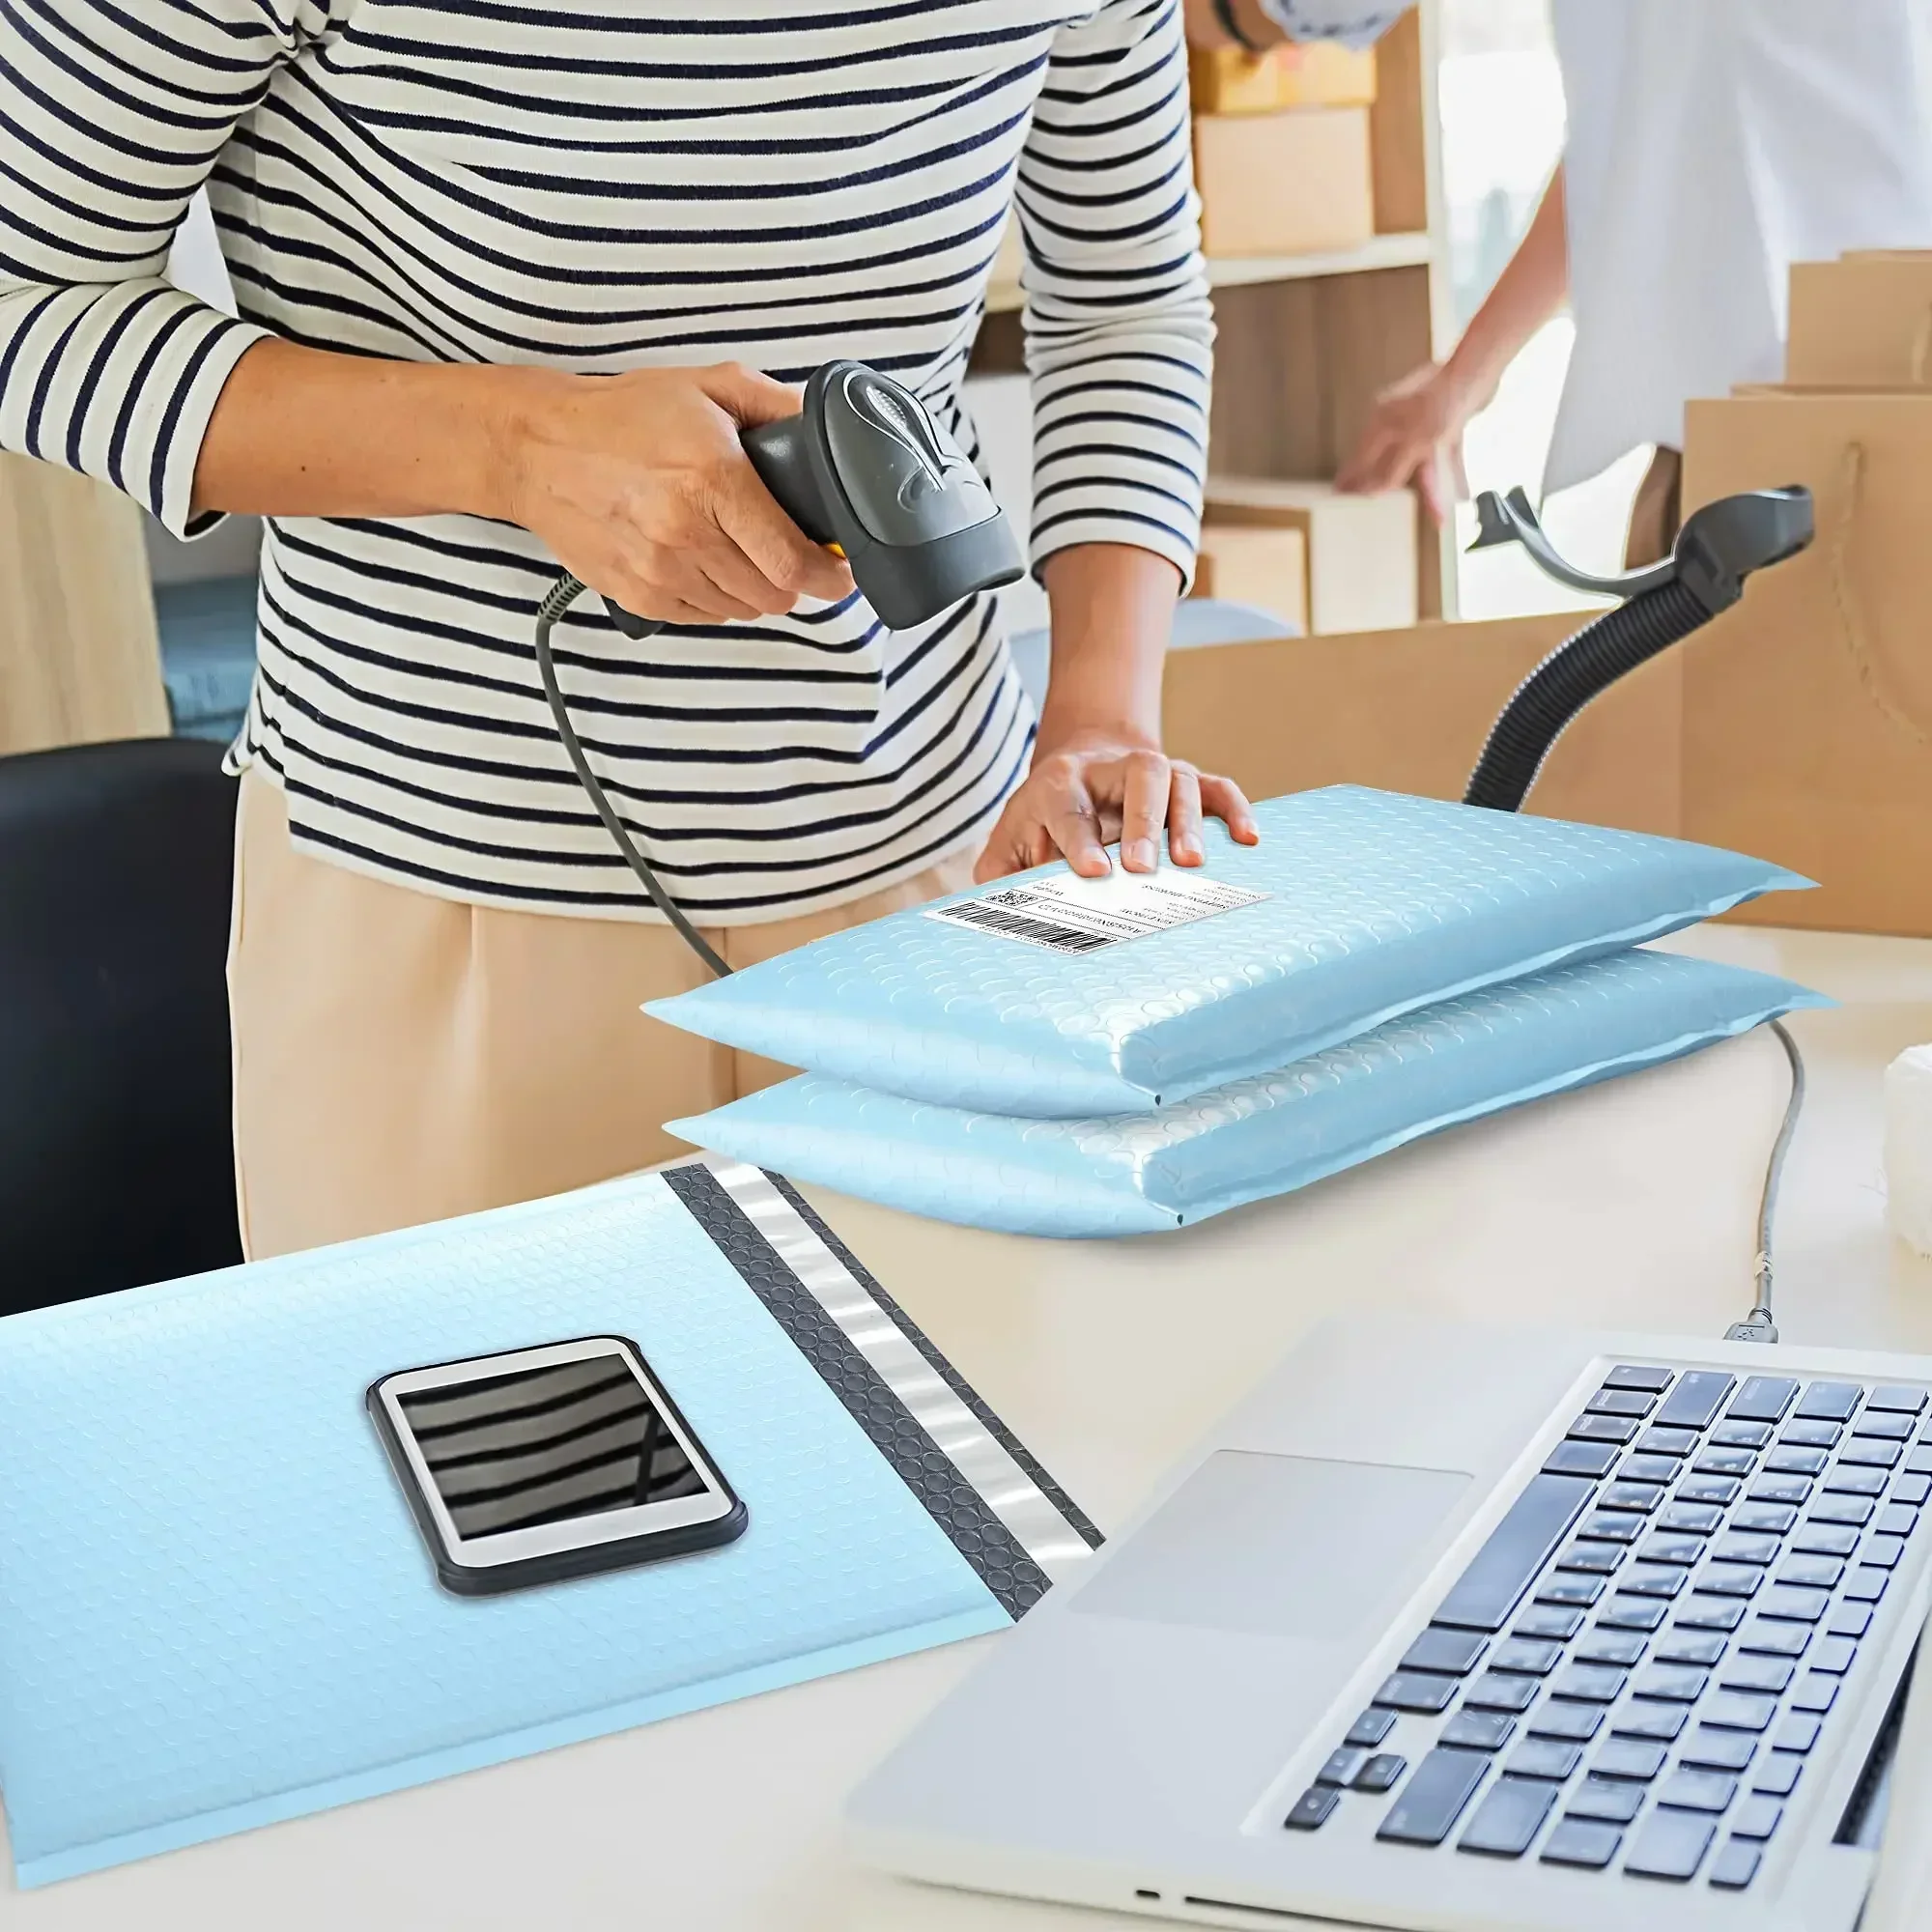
[{"xmin": 534, "ymin": 359, "xmax": 1025, "ymax": 976}]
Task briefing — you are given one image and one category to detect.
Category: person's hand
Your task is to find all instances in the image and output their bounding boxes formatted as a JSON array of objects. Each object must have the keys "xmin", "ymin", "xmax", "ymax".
[
  {"xmin": 1181, "ymin": 0, "xmax": 1286, "ymax": 51},
  {"xmin": 1335, "ymin": 359, "xmax": 1485, "ymax": 526},
  {"xmin": 973, "ymin": 725, "xmax": 1259, "ymax": 882},
  {"xmin": 501, "ymin": 361, "xmax": 855, "ymax": 626}
]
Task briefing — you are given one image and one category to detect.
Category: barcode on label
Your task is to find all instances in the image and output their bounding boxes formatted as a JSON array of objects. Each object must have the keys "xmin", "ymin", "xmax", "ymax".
[{"xmin": 936, "ymin": 899, "xmax": 1116, "ymax": 953}]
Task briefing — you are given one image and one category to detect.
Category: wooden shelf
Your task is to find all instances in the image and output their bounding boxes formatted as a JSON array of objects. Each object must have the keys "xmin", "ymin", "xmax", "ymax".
[{"xmin": 982, "ymin": 229, "xmax": 1435, "ymax": 316}]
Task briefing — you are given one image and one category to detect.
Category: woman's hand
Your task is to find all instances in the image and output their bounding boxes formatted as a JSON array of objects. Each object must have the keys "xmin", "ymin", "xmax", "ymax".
[
  {"xmin": 1334, "ymin": 359, "xmax": 1482, "ymax": 526},
  {"xmin": 501, "ymin": 362, "xmax": 854, "ymax": 625},
  {"xmin": 974, "ymin": 725, "xmax": 1258, "ymax": 882}
]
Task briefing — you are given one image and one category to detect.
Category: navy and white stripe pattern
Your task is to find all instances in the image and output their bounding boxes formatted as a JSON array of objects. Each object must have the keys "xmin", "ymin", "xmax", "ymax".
[{"xmin": 0, "ymin": 0, "xmax": 1212, "ymax": 923}]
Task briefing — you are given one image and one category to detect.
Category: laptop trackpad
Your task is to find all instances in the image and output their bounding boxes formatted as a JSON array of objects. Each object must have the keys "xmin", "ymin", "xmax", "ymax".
[{"xmin": 1072, "ymin": 1451, "xmax": 1472, "ymax": 1643}]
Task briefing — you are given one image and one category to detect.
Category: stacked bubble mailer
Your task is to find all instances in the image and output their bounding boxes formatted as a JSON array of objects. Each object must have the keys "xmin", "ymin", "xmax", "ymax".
[{"xmin": 651, "ymin": 788, "xmax": 1827, "ymax": 1238}]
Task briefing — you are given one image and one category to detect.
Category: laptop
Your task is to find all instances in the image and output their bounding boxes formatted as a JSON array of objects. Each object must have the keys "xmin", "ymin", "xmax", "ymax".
[{"xmin": 847, "ymin": 1317, "xmax": 1932, "ymax": 1930}]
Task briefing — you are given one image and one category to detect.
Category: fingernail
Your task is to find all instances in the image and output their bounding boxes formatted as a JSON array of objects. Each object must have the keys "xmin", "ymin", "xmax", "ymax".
[
  {"xmin": 1125, "ymin": 838, "xmax": 1156, "ymax": 870},
  {"xmin": 1175, "ymin": 835, "xmax": 1202, "ymax": 863}
]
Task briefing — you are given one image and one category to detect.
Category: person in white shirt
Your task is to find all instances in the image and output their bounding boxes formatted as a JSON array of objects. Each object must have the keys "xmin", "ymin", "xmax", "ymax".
[{"xmin": 1257, "ymin": 1, "xmax": 1932, "ymax": 563}]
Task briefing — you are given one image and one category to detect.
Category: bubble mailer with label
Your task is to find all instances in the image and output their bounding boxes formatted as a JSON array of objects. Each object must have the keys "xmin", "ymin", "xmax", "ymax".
[
  {"xmin": 644, "ymin": 787, "xmax": 1812, "ymax": 1118},
  {"xmin": 0, "ymin": 1163, "xmax": 1097, "ymax": 1888}
]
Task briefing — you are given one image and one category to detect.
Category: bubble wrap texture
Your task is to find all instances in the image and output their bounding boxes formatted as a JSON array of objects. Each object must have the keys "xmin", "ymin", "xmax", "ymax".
[
  {"xmin": 645, "ymin": 787, "xmax": 1811, "ymax": 1118},
  {"xmin": 670, "ymin": 953, "xmax": 1829, "ymax": 1237},
  {"xmin": 0, "ymin": 1175, "xmax": 1009, "ymax": 1888}
]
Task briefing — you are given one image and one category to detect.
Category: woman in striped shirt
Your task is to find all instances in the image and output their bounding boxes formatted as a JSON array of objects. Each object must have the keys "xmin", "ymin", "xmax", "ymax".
[{"xmin": 0, "ymin": 0, "xmax": 1255, "ymax": 1256}]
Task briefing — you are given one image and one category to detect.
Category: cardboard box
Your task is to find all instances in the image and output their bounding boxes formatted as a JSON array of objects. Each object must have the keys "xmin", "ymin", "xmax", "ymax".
[
  {"xmin": 1189, "ymin": 43, "xmax": 1378, "ymax": 116},
  {"xmin": 1191, "ymin": 525, "xmax": 1309, "ymax": 628},
  {"xmin": 1162, "ymin": 611, "xmax": 1682, "ymax": 837},
  {"xmin": 1202, "ymin": 476, "xmax": 1416, "ymax": 633},
  {"xmin": 1193, "ymin": 108, "xmax": 1375, "ymax": 259},
  {"xmin": 1786, "ymin": 255, "xmax": 1932, "ymax": 388}
]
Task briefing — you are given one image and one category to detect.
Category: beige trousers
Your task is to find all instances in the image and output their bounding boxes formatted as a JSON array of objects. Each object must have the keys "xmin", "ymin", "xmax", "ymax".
[
  {"xmin": 227, "ymin": 774, "xmax": 977, "ymax": 1260},
  {"xmin": 1624, "ymin": 444, "xmax": 1684, "ymax": 570}
]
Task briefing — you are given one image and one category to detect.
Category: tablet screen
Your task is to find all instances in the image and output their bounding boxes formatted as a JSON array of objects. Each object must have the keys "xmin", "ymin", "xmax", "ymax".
[{"xmin": 395, "ymin": 1350, "xmax": 709, "ymax": 1541}]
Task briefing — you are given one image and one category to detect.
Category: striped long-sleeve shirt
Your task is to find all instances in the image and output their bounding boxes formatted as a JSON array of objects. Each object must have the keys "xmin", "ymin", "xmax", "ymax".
[{"xmin": 0, "ymin": 0, "xmax": 1213, "ymax": 923}]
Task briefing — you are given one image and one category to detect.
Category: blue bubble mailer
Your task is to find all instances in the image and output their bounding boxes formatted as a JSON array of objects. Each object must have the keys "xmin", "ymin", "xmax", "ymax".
[
  {"xmin": 644, "ymin": 787, "xmax": 1811, "ymax": 1118},
  {"xmin": 668, "ymin": 952, "xmax": 1827, "ymax": 1237},
  {"xmin": 0, "ymin": 1165, "xmax": 1094, "ymax": 1887}
]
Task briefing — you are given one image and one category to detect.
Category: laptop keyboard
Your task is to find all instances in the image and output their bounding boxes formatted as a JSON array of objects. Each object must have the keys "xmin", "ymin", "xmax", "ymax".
[{"xmin": 1284, "ymin": 1366, "xmax": 1926, "ymax": 1889}]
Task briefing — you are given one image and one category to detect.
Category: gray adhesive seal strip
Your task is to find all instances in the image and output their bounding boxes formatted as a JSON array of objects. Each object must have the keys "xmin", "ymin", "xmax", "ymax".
[{"xmin": 701, "ymin": 1157, "xmax": 1098, "ymax": 1591}]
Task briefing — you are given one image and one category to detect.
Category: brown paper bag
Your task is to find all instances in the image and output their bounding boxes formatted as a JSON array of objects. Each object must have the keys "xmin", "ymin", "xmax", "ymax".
[
  {"xmin": 1162, "ymin": 611, "xmax": 1682, "ymax": 836},
  {"xmin": 1682, "ymin": 390, "xmax": 1932, "ymax": 933},
  {"xmin": 1786, "ymin": 256, "xmax": 1932, "ymax": 388}
]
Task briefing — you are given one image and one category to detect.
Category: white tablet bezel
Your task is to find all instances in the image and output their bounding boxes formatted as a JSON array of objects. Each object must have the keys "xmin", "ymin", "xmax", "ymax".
[{"xmin": 373, "ymin": 1336, "xmax": 736, "ymax": 1573}]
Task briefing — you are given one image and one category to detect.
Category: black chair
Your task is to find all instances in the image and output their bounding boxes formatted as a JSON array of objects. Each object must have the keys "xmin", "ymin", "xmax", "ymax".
[{"xmin": 0, "ymin": 737, "xmax": 242, "ymax": 1313}]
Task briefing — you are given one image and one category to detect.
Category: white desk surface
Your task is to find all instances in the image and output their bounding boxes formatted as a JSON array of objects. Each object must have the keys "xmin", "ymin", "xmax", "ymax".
[{"xmin": 7, "ymin": 925, "xmax": 1932, "ymax": 1932}]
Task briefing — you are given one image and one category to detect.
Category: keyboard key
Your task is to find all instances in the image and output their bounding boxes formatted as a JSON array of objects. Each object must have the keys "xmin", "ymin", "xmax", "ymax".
[
  {"xmin": 1492, "ymin": 1637, "xmax": 1564, "ymax": 1675},
  {"xmin": 1659, "ymin": 1372, "xmax": 1735, "ymax": 1431},
  {"xmin": 1751, "ymin": 1754, "xmax": 1804, "ymax": 1797},
  {"xmin": 1680, "ymin": 1728, "xmax": 1756, "ymax": 1773},
  {"xmin": 1529, "ymin": 1703, "xmax": 1604, "ymax": 1743},
  {"xmin": 1797, "ymin": 1381, "xmax": 1864, "ymax": 1422},
  {"xmin": 1507, "ymin": 1741, "xmax": 1582, "ymax": 1781},
  {"xmin": 1733, "ymin": 1502, "xmax": 1799, "ymax": 1534},
  {"xmin": 1536, "ymin": 1575, "xmax": 1605, "ymax": 1607},
  {"xmin": 1696, "ymin": 1564, "xmax": 1763, "ymax": 1600},
  {"xmin": 1867, "ymin": 1385, "xmax": 1927, "ymax": 1414},
  {"xmin": 1713, "ymin": 1421, "xmax": 1774, "ymax": 1449},
  {"xmin": 1346, "ymin": 1707, "xmax": 1398, "ymax": 1749},
  {"xmin": 1791, "ymin": 1523, "xmax": 1861, "ymax": 1558},
  {"xmin": 1658, "ymin": 1768, "xmax": 1738, "ymax": 1813},
  {"xmin": 1637, "ymin": 1535, "xmax": 1706, "ymax": 1568},
  {"xmin": 1599, "ymin": 1598, "xmax": 1669, "ymax": 1633},
  {"xmin": 1377, "ymin": 1747, "xmax": 1491, "ymax": 1846},
  {"xmin": 1357, "ymin": 1753, "xmax": 1406, "ymax": 1794},
  {"xmin": 1317, "ymin": 1747, "xmax": 1369, "ymax": 1787},
  {"xmin": 1713, "ymin": 1532, "xmax": 1781, "ymax": 1567},
  {"xmin": 1826, "ymin": 1466, "xmax": 1890, "ymax": 1498},
  {"xmin": 1285, "ymin": 1786, "xmax": 1339, "ymax": 1831},
  {"xmin": 1677, "ymin": 1477, "xmax": 1743, "ymax": 1506},
  {"xmin": 1760, "ymin": 1585, "xmax": 1832, "ymax": 1623},
  {"xmin": 1785, "ymin": 1420, "xmax": 1843, "ymax": 1449},
  {"xmin": 1775, "ymin": 1714, "xmax": 1823, "ymax": 1753},
  {"xmin": 1891, "ymin": 1474, "xmax": 1932, "ymax": 1506},
  {"xmin": 1842, "ymin": 1439, "xmax": 1904, "ymax": 1468},
  {"xmin": 1876, "ymin": 1502, "xmax": 1921, "ymax": 1538},
  {"xmin": 1655, "ymin": 1633, "xmax": 1728, "ymax": 1666},
  {"xmin": 1593, "ymin": 1740, "xmax": 1666, "ymax": 1780},
  {"xmin": 1729, "ymin": 1377, "xmax": 1800, "ymax": 1423},
  {"xmin": 1402, "ymin": 1629, "xmax": 1490, "ymax": 1676},
  {"xmin": 1375, "ymin": 1672, "xmax": 1459, "ymax": 1714},
  {"xmin": 1458, "ymin": 1776, "xmax": 1556, "ymax": 1858},
  {"xmin": 1566, "ymin": 1776, "xmax": 1645, "ymax": 1824},
  {"xmin": 1558, "ymin": 1543, "xmax": 1625, "ymax": 1576},
  {"xmin": 1612, "ymin": 1704, "xmax": 1686, "ymax": 1743},
  {"xmin": 1624, "ymin": 1808, "xmax": 1716, "ymax": 1881},
  {"xmin": 1739, "ymin": 1618, "xmax": 1811, "ymax": 1658},
  {"xmin": 1910, "ymin": 1447, "xmax": 1932, "ymax": 1479},
  {"xmin": 1708, "ymin": 1840, "xmax": 1762, "ymax": 1889},
  {"xmin": 1811, "ymin": 1496, "xmax": 1876, "ymax": 1526},
  {"xmin": 1828, "ymin": 1604, "xmax": 1873, "ymax": 1639},
  {"xmin": 1660, "ymin": 1501, "xmax": 1726, "ymax": 1535},
  {"xmin": 1695, "ymin": 1448, "xmax": 1757, "ymax": 1478},
  {"xmin": 1862, "ymin": 1534, "xmax": 1907, "ymax": 1571},
  {"xmin": 1751, "ymin": 1475, "xmax": 1813, "ymax": 1506},
  {"xmin": 1620, "ymin": 1565, "xmax": 1686, "ymax": 1601},
  {"xmin": 1731, "ymin": 1797, "xmax": 1783, "ymax": 1839},
  {"xmin": 1545, "ymin": 1439, "xmax": 1621, "ymax": 1479},
  {"xmin": 1570, "ymin": 1414, "xmax": 1638, "ymax": 1445},
  {"xmin": 1857, "ymin": 1412, "xmax": 1918, "ymax": 1441},
  {"xmin": 1551, "ymin": 1663, "xmax": 1627, "ymax": 1703},
  {"xmin": 1778, "ymin": 1555, "xmax": 1845, "ymax": 1590},
  {"xmin": 1673, "ymin": 1600, "xmax": 1746, "ymax": 1632},
  {"xmin": 1603, "ymin": 1481, "xmax": 1666, "ymax": 1514},
  {"xmin": 1434, "ymin": 1472, "xmax": 1598, "ymax": 1634},
  {"xmin": 1633, "ymin": 1665, "xmax": 1710, "ymax": 1702},
  {"xmin": 1638, "ymin": 1426, "xmax": 1699, "ymax": 1459},
  {"xmin": 1624, "ymin": 1454, "xmax": 1683, "ymax": 1487},
  {"xmin": 1765, "ymin": 1446, "xmax": 1830, "ymax": 1475},
  {"xmin": 1466, "ymin": 1671, "xmax": 1539, "ymax": 1714},
  {"xmin": 1441, "ymin": 1711, "xmax": 1519, "ymax": 1752},
  {"xmin": 1577, "ymin": 1632, "xmax": 1650, "ymax": 1667},
  {"xmin": 1703, "ymin": 1692, "xmax": 1778, "ymax": 1732},
  {"xmin": 1516, "ymin": 1606, "xmax": 1587, "ymax": 1641},
  {"xmin": 1589, "ymin": 1387, "xmax": 1656, "ymax": 1418},
  {"xmin": 1579, "ymin": 1512, "xmax": 1645, "ymax": 1545},
  {"xmin": 1540, "ymin": 1818, "xmax": 1623, "ymax": 1868},
  {"xmin": 1810, "ymin": 1636, "xmax": 1858, "ymax": 1674},
  {"xmin": 1790, "ymin": 1674, "xmax": 1838, "ymax": 1715},
  {"xmin": 1844, "ymin": 1567, "xmax": 1890, "ymax": 1605},
  {"xmin": 1720, "ymin": 1656, "xmax": 1794, "ymax": 1694},
  {"xmin": 1608, "ymin": 1365, "xmax": 1675, "ymax": 1392}
]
